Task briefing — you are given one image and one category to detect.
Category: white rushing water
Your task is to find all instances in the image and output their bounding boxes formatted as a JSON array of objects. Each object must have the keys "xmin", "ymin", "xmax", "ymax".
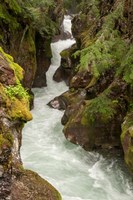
[{"xmin": 21, "ymin": 16, "xmax": 133, "ymax": 200}]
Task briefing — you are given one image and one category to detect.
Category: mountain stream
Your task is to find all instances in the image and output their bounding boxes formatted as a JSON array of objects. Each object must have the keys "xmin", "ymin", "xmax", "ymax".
[{"xmin": 21, "ymin": 16, "xmax": 133, "ymax": 200}]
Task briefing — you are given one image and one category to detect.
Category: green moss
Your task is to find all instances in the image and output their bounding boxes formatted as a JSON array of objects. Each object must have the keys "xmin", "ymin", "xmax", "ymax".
[
  {"xmin": 0, "ymin": 83, "xmax": 32, "ymax": 121},
  {"xmin": 0, "ymin": 47, "xmax": 23, "ymax": 81},
  {"xmin": 77, "ymin": 0, "xmax": 100, "ymax": 18},
  {"xmin": 0, "ymin": 3, "xmax": 20, "ymax": 30},
  {"xmin": 121, "ymin": 112, "xmax": 133, "ymax": 172},
  {"xmin": 60, "ymin": 49, "xmax": 69, "ymax": 58},
  {"xmin": 5, "ymin": 83, "xmax": 29, "ymax": 100},
  {"xmin": 16, "ymin": 169, "xmax": 62, "ymax": 200},
  {"xmin": 4, "ymin": 0, "xmax": 21, "ymax": 14},
  {"xmin": 73, "ymin": 0, "xmax": 127, "ymax": 77},
  {"xmin": 117, "ymin": 45, "xmax": 133, "ymax": 86},
  {"xmin": 121, "ymin": 112, "xmax": 133, "ymax": 141},
  {"xmin": 0, "ymin": 134, "xmax": 12, "ymax": 149},
  {"xmin": 7, "ymin": 97, "xmax": 32, "ymax": 121},
  {"xmin": 0, "ymin": 48, "xmax": 32, "ymax": 121},
  {"xmin": 83, "ymin": 92, "xmax": 118, "ymax": 123}
]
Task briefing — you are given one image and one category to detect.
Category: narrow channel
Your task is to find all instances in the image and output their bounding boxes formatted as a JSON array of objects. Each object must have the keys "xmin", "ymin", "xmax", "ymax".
[{"xmin": 21, "ymin": 16, "xmax": 133, "ymax": 200}]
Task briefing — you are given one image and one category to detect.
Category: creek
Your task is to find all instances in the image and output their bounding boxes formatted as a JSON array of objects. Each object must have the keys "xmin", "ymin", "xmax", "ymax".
[{"xmin": 21, "ymin": 16, "xmax": 133, "ymax": 200}]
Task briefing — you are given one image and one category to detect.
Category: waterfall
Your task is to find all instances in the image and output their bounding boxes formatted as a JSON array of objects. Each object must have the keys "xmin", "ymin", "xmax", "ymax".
[{"xmin": 21, "ymin": 16, "xmax": 133, "ymax": 200}]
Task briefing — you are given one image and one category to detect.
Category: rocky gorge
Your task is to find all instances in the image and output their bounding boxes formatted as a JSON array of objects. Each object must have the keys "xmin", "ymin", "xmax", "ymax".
[
  {"xmin": 0, "ymin": 0, "xmax": 133, "ymax": 199},
  {"xmin": 49, "ymin": 0, "xmax": 133, "ymax": 174}
]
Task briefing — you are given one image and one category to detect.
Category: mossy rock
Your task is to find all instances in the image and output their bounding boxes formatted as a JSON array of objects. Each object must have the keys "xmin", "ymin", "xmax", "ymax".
[
  {"xmin": 7, "ymin": 97, "xmax": 32, "ymax": 121},
  {"xmin": 0, "ymin": 48, "xmax": 32, "ymax": 122},
  {"xmin": 0, "ymin": 47, "xmax": 23, "ymax": 82},
  {"xmin": 11, "ymin": 170, "xmax": 62, "ymax": 200},
  {"xmin": 121, "ymin": 112, "xmax": 133, "ymax": 172}
]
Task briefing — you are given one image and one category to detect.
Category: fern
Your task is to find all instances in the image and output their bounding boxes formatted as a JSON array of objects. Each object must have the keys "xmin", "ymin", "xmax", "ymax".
[
  {"xmin": 22, "ymin": 1, "xmax": 58, "ymax": 37},
  {"xmin": 73, "ymin": 0, "xmax": 126, "ymax": 77},
  {"xmin": 84, "ymin": 93, "xmax": 118, "ymax": 123},
  {"xmin": 117, "ymin": 45, "xmax": 133, "ymax": 85},
  {"xmin": 4, "ymin": 0, "xmax": 21, "ymax": 14}
]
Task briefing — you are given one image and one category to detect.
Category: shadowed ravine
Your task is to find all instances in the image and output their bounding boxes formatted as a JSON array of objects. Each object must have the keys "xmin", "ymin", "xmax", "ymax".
[{"xmin": 21, "ymin": 16, "xmax": 133, "ymax": 200}]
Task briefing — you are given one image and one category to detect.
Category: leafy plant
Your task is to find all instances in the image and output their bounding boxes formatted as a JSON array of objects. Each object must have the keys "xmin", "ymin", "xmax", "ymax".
[
  {"xmin": 117, "ymin": 45, "xmax": 133, "ymax": 85},
  {"xmin": 73, "ymin": 0, "xmax": 126, "ymax": 78},
  {"xmin": 84, "ymin": 93, "xmax": 118, "ymax": 123},
  {"xmin": 5, "ymin": 83, "xmax": 29, "ymax": 100}
]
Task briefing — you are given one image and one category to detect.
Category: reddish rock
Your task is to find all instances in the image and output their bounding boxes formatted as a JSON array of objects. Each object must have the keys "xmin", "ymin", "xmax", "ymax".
[{"xmin": 0, "ymin": 53, "xmax": 16, "ymax": 86}]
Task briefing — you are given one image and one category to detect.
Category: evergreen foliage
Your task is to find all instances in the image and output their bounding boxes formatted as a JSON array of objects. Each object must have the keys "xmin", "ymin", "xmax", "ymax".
[
  {"xmin": 73, "ymin": 0, "xmax": 127, "ymax": 78},
  {"xmin": 0, "ymin": 3, "xmax": 20, "ymax": 30},
  {"xmin": 117, "ymin": 45, "xmax": 133, "ymax": 86},
  {"xmin": 4, "ymin": 0, "xmax": 22, "ymax": 14},
  {"xmin": 21, "ymin": 0, "xmax": 59, "ymax": 37},
  {"xmin": 76, "ymin": 0, "xmax": 100, "ymax": 17},
  {"xmin": 84, "ymin": 92, "xmax": 118, "ymax": 123},
  {"xmin": 0, "ymin": 0, "xmax": 60, "ymax": 39}
]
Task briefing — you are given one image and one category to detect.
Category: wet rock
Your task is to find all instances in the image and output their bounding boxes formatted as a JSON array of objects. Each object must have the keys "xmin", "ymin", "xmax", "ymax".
[
  {"xmin": 0, "ymin": 174, "xmax": 12, "ymax": 200},
  {"xmin": 33, "ymin": 34, "xmax": 52, "ymax": 88},
  {"xmin": 121, "ymin": 112, "xmax": 133, "ymax": 172},
  {"xmin": 70, "ymin": 71, "xmax": 92, "ymax": 88},
  {"xmin": 63, "ymin": 79, "xmax": 127, "ymax": 150},
  {"xmin": 53, "ymin": 65, "xmax": 71, "ymax": 85},
  {"xmin": 53, "ymin": 44, "xmax": 78, "ymax": 86},
  {"xmin": 48, "ymin": 96, "xmax": 68, "ymax": 110},
  {"xmin": 11, "ymin": 170, "xmax": 62, "ymax": 200},
  {"xmin": 52, "ymin": 31, "xmax": 72, "ymax": 42},
  {"xmin": 0, "ymin": 53, "xmax": 16, "ymax": 86}
]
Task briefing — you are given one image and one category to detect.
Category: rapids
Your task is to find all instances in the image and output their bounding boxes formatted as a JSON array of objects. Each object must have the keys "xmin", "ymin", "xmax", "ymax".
[{"xmin": 21, "ymin": 16, "xmax": 133, "ymax": 200}]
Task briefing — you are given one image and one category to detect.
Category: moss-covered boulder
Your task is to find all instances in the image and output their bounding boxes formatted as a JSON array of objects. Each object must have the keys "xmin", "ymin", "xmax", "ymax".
[
  {"xmin": 121, "ymin": 112, "xmax": 133, "ymax": 172},
  {"xmin": 53, "ymin": 44, "xmax": 77, "ymax": 85},
  {"xmin": 62, "ymin": 78, "xmax": 127, "ymax": 150},
  {"xmin": 11, "ymin": 170, "xmax": 62, "ymax": 200}
]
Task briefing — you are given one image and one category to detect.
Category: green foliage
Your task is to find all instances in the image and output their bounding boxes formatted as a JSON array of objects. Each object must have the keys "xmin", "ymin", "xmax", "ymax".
[
  {"xmin": 117, "ymin": 45, "xmax": 133, "ymax": 85},
  {"xmin": 84, "ymin": 93, "xmax": 118, "ymax": 123},
  {"xmin": 5, "ymin": 83, "xmax": 29, "ymax": 100},
  {"xmin": 73, "ymin": 0, "xmax": 126, "ymax": 77},
  {"xmin": 0, "ymin": 0, "xmax": 59, "ymax": 38},
  {"xmin": 0, "ymin": 3, "xmax": 20, "ymax": 30},
  {"xmin": 100, "ymin": 0, "xmax": 124, "ymax": 32},
  {"xmin": 77, "ymin": 0, "xmax": 100, "ymax": 17},
  {"xmin": 74, "ymin": 35, "xmax": 126, "ymax": 77},
  {"xmin": 4, "ymin": 0, "xmax": 21, "ymax": 14},
  {"xmin": 28, "ymin": 0, "xmax": 54, "ymax": 7},
  {"xmin": 22, "ymin": 0, "xmax": 58, "ymax": 37}
]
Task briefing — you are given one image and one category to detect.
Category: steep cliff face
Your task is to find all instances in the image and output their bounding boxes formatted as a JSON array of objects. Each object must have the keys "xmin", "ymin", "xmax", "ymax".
[
  {"xmin": 0, "ymin": 0, "xmax": 64, "ymax": 89},
  {"xmin": 50, "ymin": 0, "xmax": 133, "ymax": 172},
  {"xmin": 0, "ymin": 47, "xmax": 61, "ymax": 199},
  {"xmin": 0, "ymin": 1, "xmax": 65, "ymax": 198}
]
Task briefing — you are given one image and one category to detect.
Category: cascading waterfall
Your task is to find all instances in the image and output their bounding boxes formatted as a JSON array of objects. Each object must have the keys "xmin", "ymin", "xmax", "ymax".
[{"xmin": 21, "ymin": 16, "xmax": 133, "ymax": 200}]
